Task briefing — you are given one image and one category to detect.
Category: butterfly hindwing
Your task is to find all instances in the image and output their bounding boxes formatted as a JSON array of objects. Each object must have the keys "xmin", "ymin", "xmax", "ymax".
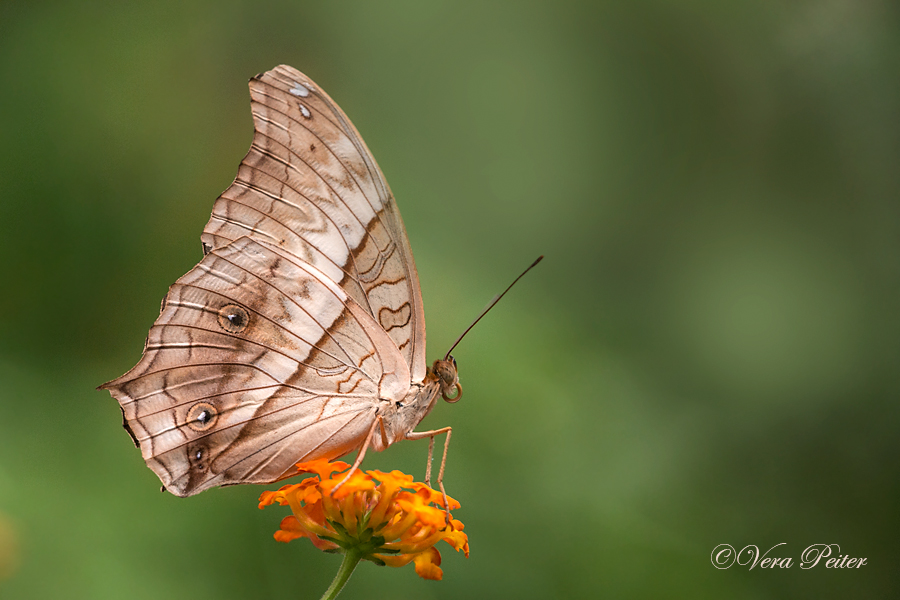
[{"xmin": 102, "ymin": 237, "xmax": 410, "ymax": 496}]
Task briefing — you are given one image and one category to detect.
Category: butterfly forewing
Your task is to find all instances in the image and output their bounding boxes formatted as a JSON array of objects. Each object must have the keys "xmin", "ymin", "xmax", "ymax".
[{"xmin": 201, "ymin": 65, "xmax": 426, "ymax": 381}]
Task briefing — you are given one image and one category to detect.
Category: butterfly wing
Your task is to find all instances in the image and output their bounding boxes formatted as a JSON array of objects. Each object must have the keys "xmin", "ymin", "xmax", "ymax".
[
  {"xmin": 102, "ymin": 237, "xmax": 410, "ymax": 496},
  {"xmin": 201, "ymin": 65, "xmax": 427, "ymax": 382},
  {"xmin": 102, "ymin": 66, "xmax": 429, "ymax": 496}
]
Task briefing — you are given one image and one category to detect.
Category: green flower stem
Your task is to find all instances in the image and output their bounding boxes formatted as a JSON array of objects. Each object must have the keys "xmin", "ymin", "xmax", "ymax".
[{"xmin": 320, "ymin": 549, "xmax": 362, "ymax": 600}]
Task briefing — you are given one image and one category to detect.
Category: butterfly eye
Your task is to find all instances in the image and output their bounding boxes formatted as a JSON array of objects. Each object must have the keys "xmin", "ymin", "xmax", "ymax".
[
  {"xmin": 186, "ymin": 402, "xmax": 218, "ymax": 432},
  {"xmin": 217, "ymin": 304, "xmax": 249, "ymax": 333}
]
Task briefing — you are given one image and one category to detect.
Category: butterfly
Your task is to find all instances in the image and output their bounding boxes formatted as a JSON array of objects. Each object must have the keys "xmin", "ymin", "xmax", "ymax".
[{"xmin": 101, "ymin": 65, "xmax": 464, "ymax": 497}]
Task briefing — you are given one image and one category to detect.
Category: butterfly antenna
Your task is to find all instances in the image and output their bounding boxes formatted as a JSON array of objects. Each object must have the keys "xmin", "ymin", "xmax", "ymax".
[{"xmin": 444, "ymin": 256, "xmax": 544, "ymax": 360}]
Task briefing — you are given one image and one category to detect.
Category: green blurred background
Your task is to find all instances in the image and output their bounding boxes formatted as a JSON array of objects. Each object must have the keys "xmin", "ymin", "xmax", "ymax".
[{"xmin": 1, "ymin": 1, "xmax": 899, "ymax": 598}]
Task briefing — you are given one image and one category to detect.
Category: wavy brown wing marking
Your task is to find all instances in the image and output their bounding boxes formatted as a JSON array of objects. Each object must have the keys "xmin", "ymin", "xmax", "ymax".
[
  {"xmin": 200, "ymin": 65, "xmax": 427, "ymax": 382},
  {"xmin": 101, "ymin": 237, "xmax": 410, "ymax": 496}
]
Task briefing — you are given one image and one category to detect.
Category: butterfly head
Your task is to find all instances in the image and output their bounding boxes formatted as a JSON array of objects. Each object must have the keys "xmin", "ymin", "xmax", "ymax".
[{"xmin": 432, "ymin": 356, "xmax": 462, "ymax": 403}]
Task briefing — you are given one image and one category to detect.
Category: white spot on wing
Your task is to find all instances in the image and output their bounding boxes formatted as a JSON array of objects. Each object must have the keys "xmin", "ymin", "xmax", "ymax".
[
  {"xmin": 299, "ymin": 103, "xmax": 311, "ymax": 118},
  {"xmin": 290, "ymin": 82, "xmax": 310, "ymax": 97}
]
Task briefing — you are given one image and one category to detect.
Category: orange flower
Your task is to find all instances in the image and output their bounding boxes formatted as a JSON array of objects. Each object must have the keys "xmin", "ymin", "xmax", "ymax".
[{"xmin": 259, "ymin": 459, "xmax": 469, "ymax": 580}]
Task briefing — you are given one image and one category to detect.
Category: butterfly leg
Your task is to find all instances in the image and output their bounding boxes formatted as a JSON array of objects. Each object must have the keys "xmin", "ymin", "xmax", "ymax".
[
  {"xmin": 406, "ymin": 427, "xmax": 453, "ymax": 522},
  {"xmin": 331, "ymin": 416, "xmax": 381, "ymax": 495},
  {"xmin": 426, "ymin": 436, "xmax": 435, "ymax": 484}
]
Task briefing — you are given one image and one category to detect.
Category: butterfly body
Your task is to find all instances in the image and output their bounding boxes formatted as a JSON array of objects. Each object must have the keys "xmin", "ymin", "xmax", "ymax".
[{"xmin": 101, "ymin": 65, "xmax": 458, "ymax": 497}]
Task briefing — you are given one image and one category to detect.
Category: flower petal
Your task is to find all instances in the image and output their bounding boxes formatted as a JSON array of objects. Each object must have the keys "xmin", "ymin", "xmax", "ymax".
[
  {"xmin": 295, "ymin": 459, "xmax": 350, "ymax": 480},
  {"xmin": 442, "ymin": 521, "xmax": 470, "ymax": 558},
  {"xmin": 411, "ymin": 482, "xmax": 461, "ymax": 510},
  {"xmin": 273, "ymin": 516, "xmax": 307, "ymax": 543},
  {"xmin": 367, "ymin": 470, "xmax": 414, "ymax": 488},
  {"xmin": 412, "ymin": 547, "xmax": 444, "ymax": 580},
  {"xmin": 320, "ymin": 469, "xmax": 375, "ymax": 500}
]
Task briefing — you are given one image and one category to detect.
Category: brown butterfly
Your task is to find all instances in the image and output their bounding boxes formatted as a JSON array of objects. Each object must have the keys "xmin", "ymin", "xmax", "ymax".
[{"xmin": 101, "ymin": 65, "xmax": 465, "ymax": 498}]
